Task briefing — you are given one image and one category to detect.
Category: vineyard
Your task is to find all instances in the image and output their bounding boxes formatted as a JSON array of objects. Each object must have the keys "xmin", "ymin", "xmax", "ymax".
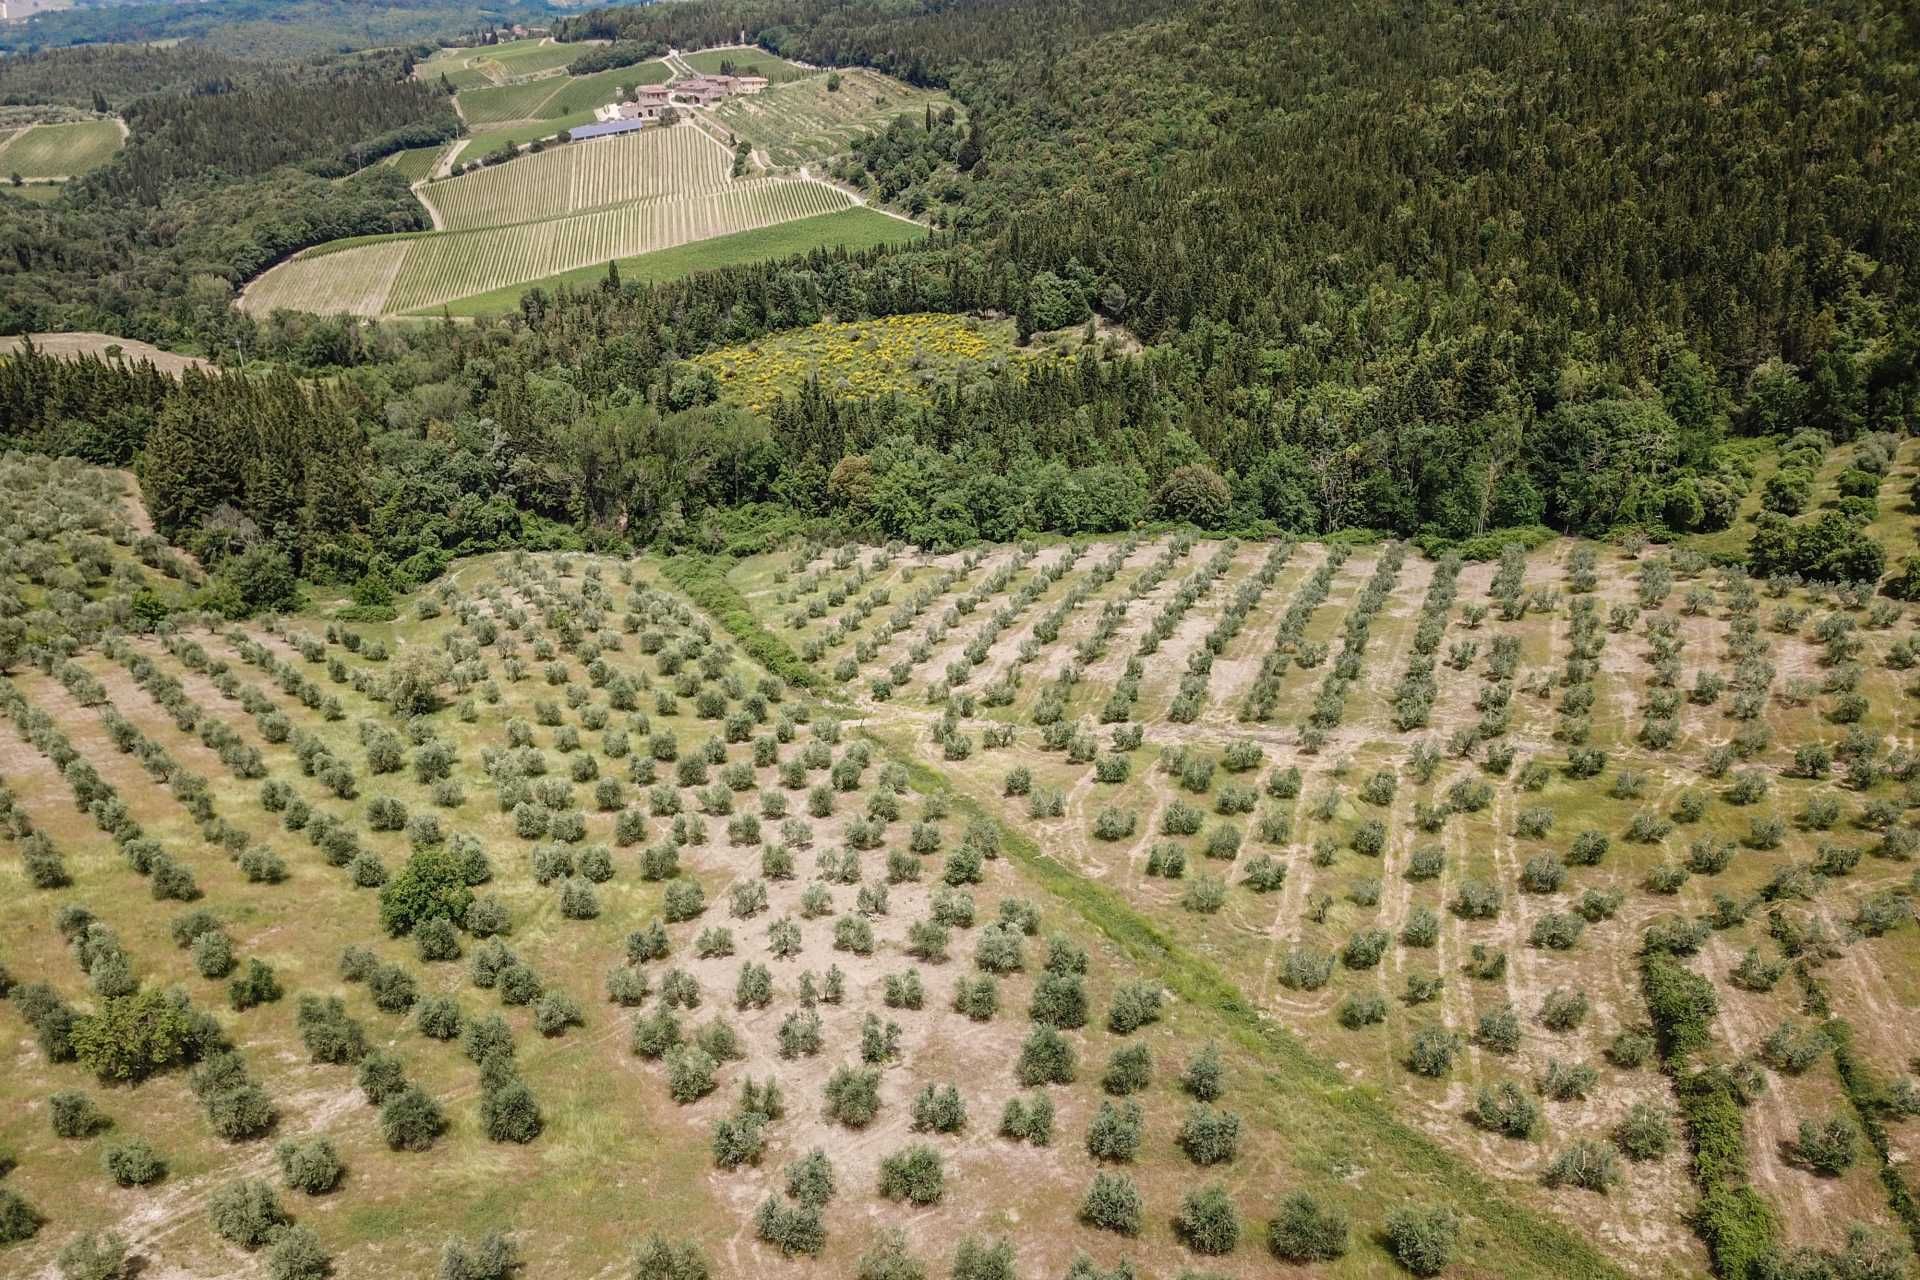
[
  {"xmin": 710, "ymin": 69, "xmax": 955, "ymax": 168},
  {"xmin": 0, "ymin": 120, "xmax": 124, "ymax": 182},
  {"xmin": 242, "ymin": 176, "xmax": 854, "ymax": 317},
  {"xmin": 428, "ymin": 127, "xmax": 731, "ymax": 231}
]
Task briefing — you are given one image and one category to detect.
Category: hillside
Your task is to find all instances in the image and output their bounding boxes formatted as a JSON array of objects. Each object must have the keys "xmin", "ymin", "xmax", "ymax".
[{"xmin": 0, "ymin": 2, "xmax": 1916, "ymax": 1274}]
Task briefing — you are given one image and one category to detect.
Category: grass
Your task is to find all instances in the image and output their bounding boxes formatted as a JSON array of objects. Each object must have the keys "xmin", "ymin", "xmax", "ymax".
[
  {"xmin": 0, "ymin": 119, "xmax": 122, "ymax": 181},
  {"xmin": 457, "ymin": 63, "xmax": 669, "ymax": 128},
  {"xmin": 423, "ymin": 207, "xmax": 927, "ymax": 317},
  {"xmin": 463, "ymin": 109, "xmax": 599, "ymax": 156},
  {"xmin": 418, "ymin": 38, "xmax": 578, "ymax": 92},
  {"xmin": 679, "ymin": 47, "xmax": 812, "ymax": 83}
]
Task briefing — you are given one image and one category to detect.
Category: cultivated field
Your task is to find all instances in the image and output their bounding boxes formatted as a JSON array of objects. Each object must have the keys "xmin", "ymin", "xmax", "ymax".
[
  {"xmin": 434, "ymin": 207, "xmax": 929, "ymax": 318},
  {"xmin": 243, "ymin": 176, "xmax": 854, "ymax": 317},
  {"xmin": 1, "ymin": 453, "xmax": 1688, "ymax": 1280},
  {"xmin": 383, "ymin": 144, "xmax": 448, "ymax": 184},
  {"xmin": 428, "ymin": 127, "xmax": 731, "ymax": 230},
  {"xmin": 0, "ymin": 119, "xmax": 123, "ymax": 182},
  {"xmin": 710, "ymin": 69, "xmax": 955, "ymax": 168},
  {"xmin": 716, "ymin": 490, "xmax": 1920, "ymax": 1275}
]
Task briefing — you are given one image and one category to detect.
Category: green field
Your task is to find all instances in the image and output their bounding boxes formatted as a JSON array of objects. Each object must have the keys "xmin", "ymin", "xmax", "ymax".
[
  {"xmin": 710, "ymin": 69, "xmax": 955, "ymax": 167},
  {"xmin": 463, "ymin": 110, "xmax": 599, "ymax": 157},
  {"xmin": 457, "ymin": 62, "xmax": 669, "ymax": 127},
  {"xmin": 429, "ymin": 207, "xmax": 928, "ymax": 315},
  {"xmin": 383, "ymin": 144, "xmax": 447, "ymax": 182},
  {"xmin": 680, "ymin": 47, "xmax": 812, "ymax": 83},
  {"xmin": 0, "ymin": 119, "xmax": 123, "ymax": 182},
  {"xmin": 417, "ymin": 38, "xmax": 579, "ymax": 92}
]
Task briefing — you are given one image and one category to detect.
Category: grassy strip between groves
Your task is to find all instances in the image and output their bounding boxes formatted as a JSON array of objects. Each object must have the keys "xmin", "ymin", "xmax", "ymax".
[
  {"xmin": 1794, "ymin": 965, "xmax": 1920, "ymax": 1255},
  {"xmin": 657, "ymin": 545, "xmax": 1623, "ymax": 1277},
  {"xmin": 1643, "ymin": 954, "xmax": 1780, "ymax": 1279},
  {"xmin": 877, "ymin": 732, "xmax": 1629, "ymax": 1279},
  {"xmin": 423, "ymin": 208, "xmax": 927, "ymax": 317},
  {"xmin": 655, "ymin": 552, "xmax": 817, "ymax": 690}
]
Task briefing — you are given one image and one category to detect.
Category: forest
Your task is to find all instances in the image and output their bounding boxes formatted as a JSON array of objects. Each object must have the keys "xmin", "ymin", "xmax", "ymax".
[{"xmin": 0, "ymin": 0, "xmax": 1916, "ymax": 598}]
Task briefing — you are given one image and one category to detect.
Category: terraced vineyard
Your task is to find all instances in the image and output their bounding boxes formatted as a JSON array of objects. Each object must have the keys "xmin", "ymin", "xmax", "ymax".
[
  {"xmin": 428, "ymin": 127, "xmax": 730, "ymax": 230},
  {"xmin": 0, "ymin": 120, "xmax": 124, "ymax": 182},
  {"xmin": 243, "ymin": 175, "xmax": 853, "ymax": 317},
  {"xmin": 710, "ymin": 69, "xmax": 956, "ymax": 168}
]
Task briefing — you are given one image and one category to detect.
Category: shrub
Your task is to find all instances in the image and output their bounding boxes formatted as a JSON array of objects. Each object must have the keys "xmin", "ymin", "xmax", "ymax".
[
  {"xmin": 824, "ymin": 1066, "xmax": 882, "ymax": 1128},
  {"xmin": 950, "ymin": 1236, "xmax": 1016, "ymax": 1280},
  {"xmin": 620, "ymin": 1234, "xmax": 708, "ymax": 1280},
  {"xmin": 1472, "ymin": 1081, "xmax": 1540, "ymax": 1139},
  {"xmin": 1408, "ymin": 1026, "xmax": 1462, "ymax": 1076},
  {"xmin": 1102, "ymin": 1044, "xmax": 1152, "ymax": 1095},
  {"xmin": 999, "ymin": 1093, "xmax": 1055, "ymax": 1146},
  {"xmin": 50, "ymin": 1090, "xmax": 107, "ymax": 1138},
  {"xmin": 1385, "ymin": 1204, "xmax": 1459, "ymax": 1276},
  {"xmin": 56, "ymin": 1230, "xmax": 129, "ymax": 1280},
  {"xmin": 380, "ymin": 1086, "xmax": 446, "ymax": 1151},
  {"xmin": 1016, "ymin": 1024, "xmax": 1076, "ymax": 1085},
  {"xmin": 1179, "ymin": 1103, "xmax": 1241, "ymax": 1165},
  {"xmin": 877, "ymin": 1144, "xmax": 944, "ymax": 1205},
  {"xmin": 1079, "ymin": 1172, "xmax": 1142, "ymax": 1235},
  {"xmin": 1615, "ymin": 1101, "xmax": 1673, "ymax": 1160},
  {"xmin": 1796, "ymin": 1115, "xmax": 1858, "ymax": 1174},
  {"xmin": 666, "ymin": 1045, "xmax": 718, "ymax": 1104},
  {"xmin": 266, "ymin": 1226, "xmax": 332, "ymax": 1280},
  {"xmin": 481, "ymin": 1079, "xmax": 543, "ymax": 1144},
  {"xmin": 1470, "ymin": 1003, "xmax": 1520, "ymax": 1054},
  {"xmin": 1085, "ymin": 1100, "xmax": 1143, "ymax": 1162},
  {"xmin": 275, "ymin": 1136, "xmax": 343, "ymax": 1195},
  {"xmin": 1544, "ymin": 1139, "xmax": 1620, "ymax": 1192},
  {"xmin": 208, "ymin": 1177, "xmax": 287, "ymax": 1249},
  {"xmin": 0, "ymin": 1188, "xmax": 41, "ymax": 1245},
  {"xmin": 1267, "ymin": 1191, "xmax": 1348, "ymax": 1262},
  {"xmin": 753, "ymin": 1195, "xmax": 824, "ymax": 1257},
  {"xmin": 102, "ymin": 1136, "xmax": 166, "ymax": 1187},
  {"xmin": 910, "ymin": 1084, "xmax": 966, "ymax": 1134}
]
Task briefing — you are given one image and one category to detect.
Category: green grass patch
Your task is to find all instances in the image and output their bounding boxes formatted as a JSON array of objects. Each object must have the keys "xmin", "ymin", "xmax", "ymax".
[
  {"xmin": 0, "ymin": 120, "xmax": 122, "ymax": 181},
  {"xmin": 463, "ymin": 109, "xmax": 599, "ymax": 156},
  {"xmin": 424, "ymin": 208, "xmax": 926, "ymax": 316},
  {"xmin": 679, "ymin": 47, "xmax": 812, "ymax": 83}
]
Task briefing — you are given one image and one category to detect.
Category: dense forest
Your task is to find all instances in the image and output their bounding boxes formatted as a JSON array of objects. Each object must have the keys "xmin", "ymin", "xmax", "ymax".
[{"xmin": 1, "ymin": 0, "xmax": 1917, "ymax": 601}]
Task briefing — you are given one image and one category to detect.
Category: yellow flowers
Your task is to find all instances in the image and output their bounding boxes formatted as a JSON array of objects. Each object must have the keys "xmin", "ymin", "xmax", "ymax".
[{"xmin": 695, "ymin": 313, "xmax": 1062, "ymax": 409}]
